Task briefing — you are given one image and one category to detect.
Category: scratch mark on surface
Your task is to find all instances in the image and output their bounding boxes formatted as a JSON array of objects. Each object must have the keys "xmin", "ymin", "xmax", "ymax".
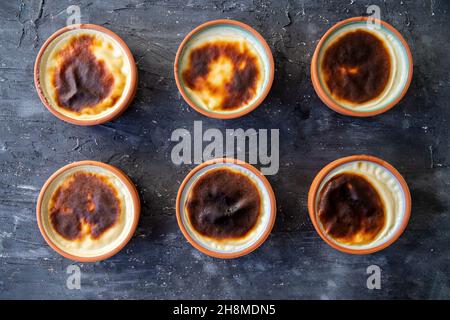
[
  {"xmin": 283, "ymin": 9, "xmax": 292, "ymax": 27},
  {"xmin": 16, "ymin": 185, "xmax": 39, "ymax": 191},
  {"xmin": 71, "ymin": 138, "xmax": 80, "ymax": 151},
  {"xmin": 16, "ymin": 0, "xmax": 26, "ymax": 48},
  {"xmin": 16, "ymin": 0, "xmax": 46, "ymax": 48},
  {"xmin": 429, "ymin": 145, "xmax": 433, "ymax": 169},
  {"xmin": 0, "ymin": 231, "xmax": 13, "ymax": 239}
]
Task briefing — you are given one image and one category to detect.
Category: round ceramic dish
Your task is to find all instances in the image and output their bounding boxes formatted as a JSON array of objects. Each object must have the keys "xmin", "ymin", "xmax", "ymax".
[
  {"xmin": 34, "ymin": 24, "xmax": 138, "ymax": 125},
  {"xmin": 311, "ymin": 17, "xmax": 413, "ymax": 117},
  {"xmin": 36, "ymin": 160, "xmax": 140, "ymax": 262},
  {"xmin": 308, "ymin": 155, "xmax": 411, "ymax": 254},
  {"xmin": 176, "ymin": 158, "xmax": 276, "ymax": 258},
  {"xmin": 174, "ymin": 19, "xmax": 274, "ymax": 119}
]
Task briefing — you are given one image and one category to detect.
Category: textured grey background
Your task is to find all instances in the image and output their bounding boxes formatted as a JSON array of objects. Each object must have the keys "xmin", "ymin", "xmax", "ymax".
[{"xmin": 0, "ymin": 0, "xmax": 449, "ymax": 299}]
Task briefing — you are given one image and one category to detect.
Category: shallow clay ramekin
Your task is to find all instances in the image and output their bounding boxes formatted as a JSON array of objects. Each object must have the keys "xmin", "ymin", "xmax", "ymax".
[
  {"xmin": 174, "ymin": 19, "xmax": 275, "ymax": 119},
  {"xmin": 311, "ymin": 17, "xmax": 413, "ymax": 117},
  {"xmin": 34, "ymin": 24, "xmax": 138, "ymax": 126},
  {"xmin": 308, "ymin": 155, "xmax": 411, "ymax": 254},
  {"xmin": 176, "ymin": 158, "xmax": 277, "ymax": 259},
  {"xmin": 36, "ymin": 160, "xmax": 140, "ymax": 262}
]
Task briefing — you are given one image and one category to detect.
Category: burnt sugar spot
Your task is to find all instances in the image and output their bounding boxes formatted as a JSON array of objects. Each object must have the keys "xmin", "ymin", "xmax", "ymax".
[
  {"xmin": 318, "ymin": 173, "xmax": 385, "ymax": 244},
  {"xmin": 53, "ymin": 35, "xmax": 115, "ymax": 112},
  {"xmin": 186, "ymin": 168, "xmax": 261, "ymax": 239},
  {"xmin": 182, "ymin": 40, "xmax": 261, "ymax": 111},
  {"xmin": 322, "ymin": 30, "xmax": 391, "ymax": 104},
  {"xmin": 49, "ymin": 171, "xmax": 120, "ymax": 240}
]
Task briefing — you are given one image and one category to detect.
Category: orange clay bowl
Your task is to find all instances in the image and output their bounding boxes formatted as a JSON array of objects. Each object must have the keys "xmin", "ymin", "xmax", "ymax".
[
  {"xmin": 34, "ymin": 24, "xmax": 137, "ymax": 126},
  {"xmin": 176, "ymin": 158, "xmax": 277, "ymax": 258},
  {"xmin": 308, "ymin": 155, "xmax": 411, "ymax": 254},
  {"xmin": 174, "ymin": 19, "xmax": 274, "ymax": 119},
  {"xmin": 311, "ymin": 17, "xmax": 413, "ymax": 117},
  {"xmin": 36, "ymin": 160, "xmax": 140, "ymax": 262}
]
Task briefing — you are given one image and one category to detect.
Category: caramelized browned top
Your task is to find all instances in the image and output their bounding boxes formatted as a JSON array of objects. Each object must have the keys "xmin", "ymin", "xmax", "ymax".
[
  {"xmin": 318, "ymin": 173, "xmax": 385, "ymax": 244},
  {"xmin": 182, "ymin": 40, "xmax": 261, "ymax": 111},
  {"xmin": 49, "ymin": 171, "xmax": 120, "ymax": 240},
  {"xmin": 53, "ymin": 35, "xmax": 115, "ymax": 112},
  {"xmin": 186, "ymin": 168, "xmax": 261, "ymax": 239},
  {"xmin": 322, "ymin": 30, "xmax": 391, "ymax": 104}
]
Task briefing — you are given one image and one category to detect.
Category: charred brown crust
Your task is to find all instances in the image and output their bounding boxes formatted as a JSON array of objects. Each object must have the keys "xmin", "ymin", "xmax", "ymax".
[
  {"xmin": 182, "ymin": 40, "xmax": 261, "ymax": 111},
  {"xmin": 186, "ymin": 168, "xmax": 261, "ymax": 239},
  {"xmin": 322, "ymin": 30, "xmax": 391, "ymax": 104},
  {"xmin": 318, "ymin": 172, "xmax": 385, "ymax": 244},
  {"xmin": 49, "ymin": 171, "xmax": 120, "ymax": 240},
  {"xmin": 53, "ymin": 35, "xmax": 115, "ymax": 112}
]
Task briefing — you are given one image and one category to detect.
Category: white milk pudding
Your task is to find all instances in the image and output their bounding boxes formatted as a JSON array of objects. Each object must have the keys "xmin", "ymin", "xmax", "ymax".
[
  {"xmin": 315, "ymin": 160, "xmax": 406, "ymax": 250},
  {"xmin": 37, "ymin": 28, "xmax": 132, "ymax": 120},
  {"xmin": 317, "ymin": 20, "xmax": 411, "ymax": 113},
  {"xmin": 39, "ymin": 164, "xmax": 136, "ymax": 258},
  {"xmin": 179, "ymin": 162, "xmax": 273, "ymax": 255},
  {"xmin": 178, "ymin": 23, "xmax": 271, "ymax": 115}
]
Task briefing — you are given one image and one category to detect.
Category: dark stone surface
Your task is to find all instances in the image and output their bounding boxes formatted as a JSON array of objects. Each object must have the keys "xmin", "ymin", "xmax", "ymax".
[{"xmin": 0, "ymin": 0, "xmax": 449, "ymax": 299}]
